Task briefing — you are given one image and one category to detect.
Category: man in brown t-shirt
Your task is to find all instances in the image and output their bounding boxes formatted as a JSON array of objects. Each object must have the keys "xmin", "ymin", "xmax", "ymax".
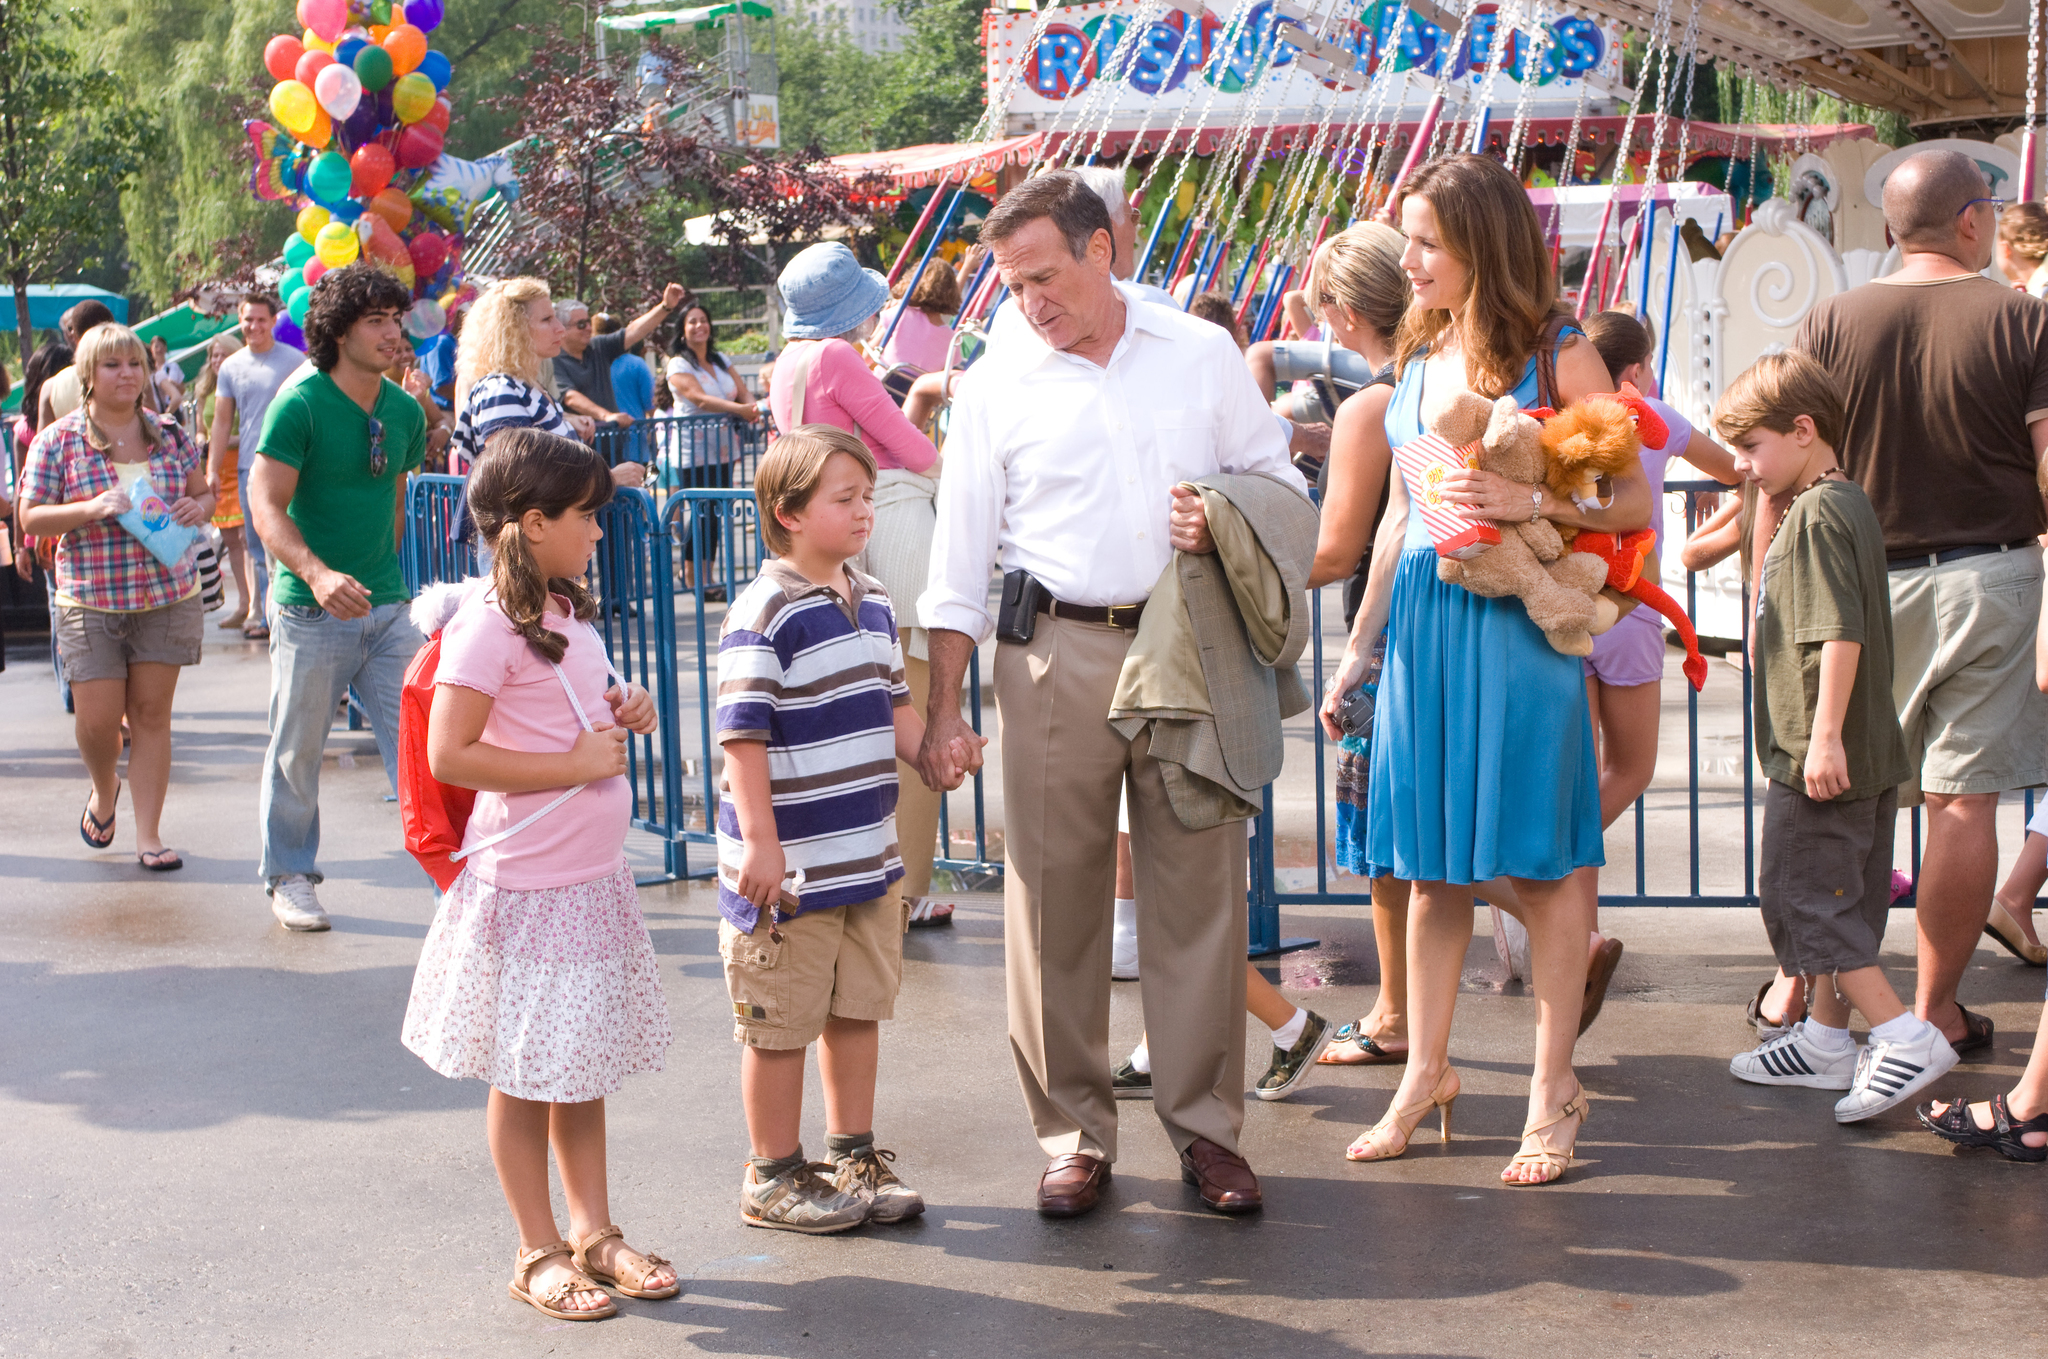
[{"xmin": 1793, "ymin": 148, "xmax": 2048, "ymax": 1058}]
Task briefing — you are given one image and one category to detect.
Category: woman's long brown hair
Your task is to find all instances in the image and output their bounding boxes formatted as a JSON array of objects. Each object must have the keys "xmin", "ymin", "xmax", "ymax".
[
  {"xmin": 465, "ymin": 428, "xmax": 614, "ymax": 663},
  {"xmin": 1393, "ymin": 154, "xmax": 1570, "ymax": 398}
]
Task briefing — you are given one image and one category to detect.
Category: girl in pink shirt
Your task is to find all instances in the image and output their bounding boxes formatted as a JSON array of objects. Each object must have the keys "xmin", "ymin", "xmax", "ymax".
[{"xmin": 401, "ymin": 428, "xmax": 675, "ymax": 1324}]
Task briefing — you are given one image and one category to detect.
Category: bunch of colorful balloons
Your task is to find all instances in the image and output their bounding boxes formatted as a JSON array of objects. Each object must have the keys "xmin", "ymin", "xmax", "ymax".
[{"xmin": 252, "ymin": 0, "xmax": 465, "ymax": 349}]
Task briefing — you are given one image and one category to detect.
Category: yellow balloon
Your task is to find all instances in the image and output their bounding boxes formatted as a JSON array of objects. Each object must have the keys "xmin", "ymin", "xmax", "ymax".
[
  {"xmin": 302, "ymin": 26, "xmax": 336, "ymax": 55},
  {"xmin": 269, "ymin": 80, "xmax": 318, "ymax": 138},
  {"xmin": 391, "ymin": 72, "xmax": 435, "ymax": 124},
  {"xmin": 314, "ymin": 221, "xmax": 361, "ymax": 268},
  {"xmin": 296, "ymin": 203, "xmax": 331, "ymax": 243}
]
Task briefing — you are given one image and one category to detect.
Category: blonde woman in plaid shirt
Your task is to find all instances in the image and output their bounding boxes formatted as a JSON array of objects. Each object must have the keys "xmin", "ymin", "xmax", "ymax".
[{"xmin": 19, "ymin": 323, "xmax": 213, "ymax": 871}]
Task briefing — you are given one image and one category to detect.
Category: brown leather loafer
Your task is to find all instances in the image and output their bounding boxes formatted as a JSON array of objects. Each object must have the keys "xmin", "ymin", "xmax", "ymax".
[
  {"xmin": 1179, "ymin": 1137, "xmax": 1262, "ymax": 1214},
  {"xmin": 1036, "ymin": 1152, "xmax": 1110, "ymax": 1217}
]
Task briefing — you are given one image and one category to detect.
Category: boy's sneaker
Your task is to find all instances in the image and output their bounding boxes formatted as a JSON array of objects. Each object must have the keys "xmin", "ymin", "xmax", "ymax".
[
  {"xmin": 829, "ymin": 1146, "xmax": 925, "ymax": 1224},
  {"xmin": 268, "ymin": 874, "xmax": 330, "ymax": 932},
  {"xmin": 1834, "ymin": 1024, "xmax": 1959, "ymax": 1123},
  {"xmin": 1111, "ymin": 1056, "xmax": 1152, "ymax": 1100},
  {"xmin": 740, "ymin": 1161, "xmax": 870, "ymax": 1234},
  {"xmin": 1254, "ymin": 1009, "xmax": 1333, "ymax": 1101},
  {"xmin": 1728, "ymin": 1022, "xmax": 1858, "ymax": 1090}
]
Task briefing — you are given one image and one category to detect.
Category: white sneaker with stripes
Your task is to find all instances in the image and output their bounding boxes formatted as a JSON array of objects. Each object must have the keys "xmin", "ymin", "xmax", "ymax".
[
  {"xmin": 1728, "ymin": 1022, "xmax": 1857, "ymax": 1090},
  {"xmin": 1834, "ymin": 1024, "xmax": 1958, "ymax": 1123}
]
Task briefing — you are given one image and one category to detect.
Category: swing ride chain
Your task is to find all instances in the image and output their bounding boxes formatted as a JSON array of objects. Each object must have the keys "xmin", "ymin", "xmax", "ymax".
[
  {"xmin": 1131, "ymin": 0, "xmax": 1262, "ymax": 203},
  {"xmin": 1503, "ymin": 1, "xmax": 1555, "ymax": 173},
  {"xmin": 1058, "ymin": 0, "xmax": 1179, "ymax": 168},
  {"xmin": 1328, "ymin": 4, "xmax": 1415, "ymax": 224},
  {"xmin": 2029, "ymin": 0, "xmax": 2043, "ymax": 176}
]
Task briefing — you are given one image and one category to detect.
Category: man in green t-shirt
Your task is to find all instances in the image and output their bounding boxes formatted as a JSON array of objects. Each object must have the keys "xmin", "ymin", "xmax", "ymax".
[
  {"xmin": 1713, "ymin": 352, "xmax": 1955, "ymax": 1127},
  {"xmin": 248, "ymin": 263, "xmax": 428, "ymax": 932}
]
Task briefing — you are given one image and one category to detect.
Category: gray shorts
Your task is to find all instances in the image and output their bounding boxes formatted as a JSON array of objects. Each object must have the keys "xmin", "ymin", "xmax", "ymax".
[
  {"xmin": 54, "ymin": 594, "xmax": 205, "ymax": 682},
  {"xmin": 1759, "ymin": 780, "xmax": 1898, "ymax": 976}
]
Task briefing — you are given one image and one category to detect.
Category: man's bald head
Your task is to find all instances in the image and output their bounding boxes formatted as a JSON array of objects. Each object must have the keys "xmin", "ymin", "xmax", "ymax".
[{"xmin": 1883, "ymin": 149, "xmax": 1992, "ymax": 252}]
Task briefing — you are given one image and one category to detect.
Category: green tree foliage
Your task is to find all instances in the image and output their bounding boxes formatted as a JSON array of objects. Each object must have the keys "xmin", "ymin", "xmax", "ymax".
[
  {"xmin": 0, "ymin": 0, "xmax": 158, "ymax": 346},
  {"xmin": 771, "ymin": 0, "xmax": 984, "ymax": 156}
]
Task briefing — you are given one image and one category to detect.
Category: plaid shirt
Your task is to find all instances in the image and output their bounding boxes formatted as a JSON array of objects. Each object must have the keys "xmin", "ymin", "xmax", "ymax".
[{"xmin": 23, "ymin": 409, "xmax": 203, "ymax": 612}]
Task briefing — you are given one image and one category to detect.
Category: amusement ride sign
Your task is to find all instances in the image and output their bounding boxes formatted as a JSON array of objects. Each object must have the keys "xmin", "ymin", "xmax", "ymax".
[{"xmin": 987, "ymin": 1, "xmax": 1627, "ymax": 135}]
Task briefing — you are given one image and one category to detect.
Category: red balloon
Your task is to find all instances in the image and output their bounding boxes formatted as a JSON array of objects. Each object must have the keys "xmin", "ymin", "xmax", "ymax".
[
  {"xmin": 350, "ymin": 142, "xmax": 396, "ymax": 197},
  {"xmin": 294, "ymin": 48, "xmax": 335, "ymax": 89},
  {"xmin": 407, "ymin": 231, "xmax": 449, "ymax": 278},
  {"xmin": 264, "ymin": 34, "xmax": 306, "ymax": 83},
  {"xmin": 303, "ymin": 258, "xmax": 329, "ymax": 287},
  {"xmin": 421, "ymin": 97, "xmax": 451, "ymax": 135},
  {"xmin": 393, "ymin": 122, "xmax": 443, "ymax": 170}
]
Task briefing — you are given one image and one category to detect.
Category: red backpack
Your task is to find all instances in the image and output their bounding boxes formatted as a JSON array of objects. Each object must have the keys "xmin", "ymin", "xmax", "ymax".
[
  {"xmin": 399, "ymin": 631, "xmax": 475, "ymax": 891},
  {"xmin": 398, "ymin": 608, "xmax": 626, "ymax": 891}
]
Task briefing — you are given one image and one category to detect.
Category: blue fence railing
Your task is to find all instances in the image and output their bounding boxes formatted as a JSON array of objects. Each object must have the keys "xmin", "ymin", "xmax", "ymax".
[{"xmin": 403, "ymin": 471, "xmax": 2035, "ymax": 953}]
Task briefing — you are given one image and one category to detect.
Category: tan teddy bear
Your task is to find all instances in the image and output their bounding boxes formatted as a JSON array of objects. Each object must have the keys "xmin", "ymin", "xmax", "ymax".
[{"xmin": 1421, "ymin": 386, "xmax": 1610, "ymax": 657}]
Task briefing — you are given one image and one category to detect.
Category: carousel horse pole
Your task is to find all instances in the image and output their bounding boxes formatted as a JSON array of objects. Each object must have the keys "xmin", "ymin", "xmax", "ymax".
[{"xmin": 1656, "ymin": 217, "xmax": 1682, "ymax": 390}]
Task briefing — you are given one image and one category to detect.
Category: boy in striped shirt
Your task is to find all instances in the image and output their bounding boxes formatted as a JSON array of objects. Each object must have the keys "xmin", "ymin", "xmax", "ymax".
[{"xmin": 717, "ymin": 425, "xmax": 981, "ymax": 1233}]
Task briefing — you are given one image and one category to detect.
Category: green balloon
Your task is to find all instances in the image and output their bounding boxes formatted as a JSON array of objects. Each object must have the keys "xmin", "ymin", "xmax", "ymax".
[
  {"xmin": 284, "ymin": 234, "xmax": 315, "ymax": 269},
  {"xmin": 288, "ymin": 288, "xmax": 311, "ymax": 327},
  {"xmin": 307, "ymin": 149, "xmax": 353, "ymax": 205},
  {"xmin": 371, "ymin": 0, "xmax": 392, "ymax": 22},
  {"xmin": 354, "ymin": 45, "xmax": 394, "ymax": 93},
  {"xmin": 280, "ymin": 268, "xmax": 309, "ymax": 300}
]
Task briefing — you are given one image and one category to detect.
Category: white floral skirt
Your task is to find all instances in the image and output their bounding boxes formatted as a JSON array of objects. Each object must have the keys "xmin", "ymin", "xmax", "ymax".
[{"xmin": 402, "ymin": 862, "xmax": 672, "ymax": 1103}]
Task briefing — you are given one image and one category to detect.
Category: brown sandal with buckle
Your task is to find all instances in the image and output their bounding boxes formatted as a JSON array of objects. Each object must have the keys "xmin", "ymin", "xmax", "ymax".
[
  {"xmin": 508, "ymin": 1240, "xmax": 617, "ymax": 1321},
  {"xmin": 571, "ymin": 1224, "xmax": 680, "ymax": 1300}
]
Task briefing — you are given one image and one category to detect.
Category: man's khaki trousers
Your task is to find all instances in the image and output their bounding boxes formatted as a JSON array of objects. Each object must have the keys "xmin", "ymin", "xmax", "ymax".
[{"xmin": 993, "ymin": 612, "xmax": 1248, "ymax": 1162}]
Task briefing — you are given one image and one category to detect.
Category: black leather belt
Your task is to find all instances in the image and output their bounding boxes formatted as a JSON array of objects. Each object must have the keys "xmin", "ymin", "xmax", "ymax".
[
  {"xmin": 1037, "ymin": 595, "xmax": 1146, "ymax": 629},
  {"xmin": 1886, "ymin": 539, "xmax": 2036, "ymax": 572}
]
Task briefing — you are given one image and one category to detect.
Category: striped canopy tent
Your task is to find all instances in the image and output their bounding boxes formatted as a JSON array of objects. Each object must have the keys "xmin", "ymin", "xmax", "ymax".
[
  {"xmin": 595, "ymin": 1, "xmax": 772, "ymax": 31},
  {"xmin": 826, "ymin": 135, "xmax": 1049, "ymax": 196}
]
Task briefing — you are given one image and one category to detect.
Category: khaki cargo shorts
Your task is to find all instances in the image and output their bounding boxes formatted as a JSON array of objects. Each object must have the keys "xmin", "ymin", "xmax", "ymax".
[
  {"xmin": 719, "ymin": 885, "xmax": 907, "ymax": 1049},
  {"xmin": 1889, "ymin": 545, "xmax": 2048, "ymax": 802},
  {"xmin": 55, "ymin": 594, "xmax": 204, "ymax": 682}
]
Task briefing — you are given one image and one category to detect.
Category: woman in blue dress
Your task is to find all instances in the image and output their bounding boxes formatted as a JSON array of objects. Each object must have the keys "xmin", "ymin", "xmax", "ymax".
[{"xmin": 1319, "ymin": 155, "xmax": 1651, "ymax": 1185}]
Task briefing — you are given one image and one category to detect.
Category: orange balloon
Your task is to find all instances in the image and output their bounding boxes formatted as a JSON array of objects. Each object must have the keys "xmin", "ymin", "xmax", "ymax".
[
  {"xmin": 368, "ymin": 186, "xmax": 414, "ymax": 232},
  {"xmin": 301, "ymin": 107, "xmax": 333, "ymax": 149},
  {"xmin": 382, "ymin": 24, "xmax": 426, "ymax": 75},
  {"xmin": 369, "ymin": 23, "xmax": 391, "ymax": 42}
]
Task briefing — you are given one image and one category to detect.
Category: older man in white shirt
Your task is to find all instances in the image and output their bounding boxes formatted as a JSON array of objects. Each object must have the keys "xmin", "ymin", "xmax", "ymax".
[{"xmin": 918, "ymin": 171, "xmax": 1306, "ymax": 1219}]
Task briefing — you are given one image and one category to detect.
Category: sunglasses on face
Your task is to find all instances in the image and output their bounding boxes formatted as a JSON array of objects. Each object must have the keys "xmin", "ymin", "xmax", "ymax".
[{"xmin": 367, "ymin": 416, "xmax": 386, "ymax": 479}]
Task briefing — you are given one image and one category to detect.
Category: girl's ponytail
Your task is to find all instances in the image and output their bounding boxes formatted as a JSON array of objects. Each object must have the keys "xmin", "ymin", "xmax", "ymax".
[
  {"xmin": 492, "ymin": 517, "xmax": 567, "ymax": 663},
  {"xmin": 465, "ymin": 427, "xmax": 617, "ymax": 663}
]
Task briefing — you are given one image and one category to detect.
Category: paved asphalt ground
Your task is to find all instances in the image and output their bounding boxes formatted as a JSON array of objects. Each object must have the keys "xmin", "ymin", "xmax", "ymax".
[{"xmin": 6, "ymin": 620, "xmax": 2048, "ymax": 1359}]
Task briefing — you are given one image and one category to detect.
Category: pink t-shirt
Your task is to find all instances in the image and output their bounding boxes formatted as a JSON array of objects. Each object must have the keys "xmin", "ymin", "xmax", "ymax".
[
  {"xmin": 768, "ymin": 337, "xmax": 938, "ymax": 473},
  {"xmin": 436, "ymin": 591, "xmax": 630, "ymax": 890},
  {"xmin": 881, "ymin": 303, "xmax": 953, "ymax": 373}
]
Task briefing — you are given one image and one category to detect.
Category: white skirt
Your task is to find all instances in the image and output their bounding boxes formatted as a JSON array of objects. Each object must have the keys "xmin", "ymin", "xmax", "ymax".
[{"xmin": 401, "ymin": 861, "xmax": 672, "ymax": 1103}]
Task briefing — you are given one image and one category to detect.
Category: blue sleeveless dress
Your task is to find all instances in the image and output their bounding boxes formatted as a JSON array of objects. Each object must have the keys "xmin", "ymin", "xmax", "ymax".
[{"xmin": 1360, "ymin": 353, "xmax": 1604, "ymax": 884}]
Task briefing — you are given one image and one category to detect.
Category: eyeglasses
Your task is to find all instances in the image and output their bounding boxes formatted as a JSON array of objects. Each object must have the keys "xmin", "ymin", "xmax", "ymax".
[
  {"xmin": 366, "ymin": 416, "xmax": 386, "ymax": 479},
  {"xmin": 1959, "ymin": 196, "xmax": 2005, "ymax": 218}
]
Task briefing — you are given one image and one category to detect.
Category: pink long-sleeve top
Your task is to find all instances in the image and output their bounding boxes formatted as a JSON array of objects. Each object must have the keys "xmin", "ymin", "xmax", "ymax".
[{"xmin": 769, "ymin": 338, "xmax": 938, "ymax": 473}]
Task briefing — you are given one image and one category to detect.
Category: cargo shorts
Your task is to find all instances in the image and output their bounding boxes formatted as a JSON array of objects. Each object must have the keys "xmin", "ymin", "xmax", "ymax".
[{"xmin": 719, "ymin": 886, "xmax": 908, "ymax": 1049}]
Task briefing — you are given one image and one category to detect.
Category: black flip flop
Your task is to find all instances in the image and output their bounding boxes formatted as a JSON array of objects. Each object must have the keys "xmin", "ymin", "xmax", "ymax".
[
  {"xmin": 79, "ymin": 784, "xmax": 118, "ymax": 848},
  {"xmin": 1952, "ymin": 1005, "xmax": 1995, "ymax": 1060},
  {"xmin": 137, "ymin": 848, "xmax": 184, "ymax": 872},
  {"xmin": 243, "ymin": 622, "xmax": 270, "ymax": 641}
]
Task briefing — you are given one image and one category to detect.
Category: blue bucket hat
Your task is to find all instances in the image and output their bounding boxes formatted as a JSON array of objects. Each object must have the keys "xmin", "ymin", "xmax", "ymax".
[{"xmin": 778, "ymin": 242, "xmax": 890, "ymax": 341}]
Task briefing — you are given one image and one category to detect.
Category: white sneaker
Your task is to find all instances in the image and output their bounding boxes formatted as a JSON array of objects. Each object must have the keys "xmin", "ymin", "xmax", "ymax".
[
  {"xmin": 1729, "ymin": 1022, "xmax": 1858, "ymax": 1090},
  {"xmin": 1834, "ymin": 1024, "xmax": 1958, "ymax": 1123},
  {"xmin": 269, "ymin": 875, "xmax": 331, "ymax": 932},
  {"xmin": 1489, "ymin": 904, "xmax": 1528, "ymax": 982},
  {"xmin": 1111, "ymin": 929, "xmax": 1139, "ymax": 981}
]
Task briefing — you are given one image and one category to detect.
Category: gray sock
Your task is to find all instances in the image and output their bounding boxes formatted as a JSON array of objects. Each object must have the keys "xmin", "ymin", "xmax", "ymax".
[
  {"xmin": 749, "ymin": 1147, "xmax": 805, "ymax": 1181},
  {"xmin": 826, "ymin": 1131, "xmax": 874, "ymax": 1163}
]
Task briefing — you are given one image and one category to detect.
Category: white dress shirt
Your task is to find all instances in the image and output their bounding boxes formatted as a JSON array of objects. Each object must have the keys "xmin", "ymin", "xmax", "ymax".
[{"xmin": 920, "ymin": 289, "xmax": 1304, "ymax": 642}]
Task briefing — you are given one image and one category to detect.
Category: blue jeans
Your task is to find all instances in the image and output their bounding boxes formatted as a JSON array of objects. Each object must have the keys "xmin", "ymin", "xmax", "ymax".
[
  {"xmin": 238, "ymin": 469, "xmax": 269, "ymax": 618},
  {"xmin": 259, "ymin": 601, "xmax": 423, "ymax": 883}
]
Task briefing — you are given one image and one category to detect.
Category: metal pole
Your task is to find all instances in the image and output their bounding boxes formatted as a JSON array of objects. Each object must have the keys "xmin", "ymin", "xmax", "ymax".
[
  {"xmin": 1134, "ymin": 185, "xmax": 1179, "ymax": 285},
  {"xmin": 1378, "ymin": 92, "xmax": 1444, "ymax": 219},
  {"xmin": 887, "ymin": 178, "xmax": 951, "ymax": 287},
  {"xmin": 1655, "ymin": 218, "xmax": 1682, "ymax": 390},
  {"xmin": 1576, "ymin": 187, "xmax": 1617, "ymax": 319}
]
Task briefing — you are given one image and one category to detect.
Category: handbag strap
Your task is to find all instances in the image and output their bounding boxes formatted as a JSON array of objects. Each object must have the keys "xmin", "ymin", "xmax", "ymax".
[
  {"xmin": 781, "ymin": 341, "xmax": 866, "ymax": 445},
  {"xmin": 451, "ymin": 623, "xmax": 627, "ymax": 862},
  {"xmin": 1533, "ymin": 313, "xmax": 1571, "ymax": 412}
]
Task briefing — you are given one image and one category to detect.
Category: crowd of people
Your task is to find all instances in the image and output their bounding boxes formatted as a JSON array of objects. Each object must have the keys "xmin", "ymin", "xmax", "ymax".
[{"xmin": 13, "ymin": 142, "xmax": 2048, "ymax": 1322}]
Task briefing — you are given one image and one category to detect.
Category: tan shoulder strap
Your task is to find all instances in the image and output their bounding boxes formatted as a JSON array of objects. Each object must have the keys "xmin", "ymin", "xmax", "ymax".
[{"xmin": 779, "ymin": 340, "xmax": 863, "ymax": 444}]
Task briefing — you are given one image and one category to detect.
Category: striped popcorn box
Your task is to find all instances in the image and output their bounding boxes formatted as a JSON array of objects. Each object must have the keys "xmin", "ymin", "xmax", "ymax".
[{"xmin": 1393, "ymin": 433, "xmax": 1502, "ymax": 561}]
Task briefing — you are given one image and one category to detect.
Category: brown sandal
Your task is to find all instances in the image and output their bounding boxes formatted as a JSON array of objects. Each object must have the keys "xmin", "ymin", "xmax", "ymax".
[
  {"xmin": 572, "ymin": 1224, "xmax": 680, "ymax": 1300},
  {"xmin": 508, "ymin": 1240, "xmax": 617, "ymax": 1321}
]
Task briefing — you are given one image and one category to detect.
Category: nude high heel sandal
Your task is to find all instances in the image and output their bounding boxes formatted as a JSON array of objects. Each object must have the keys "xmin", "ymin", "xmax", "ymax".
[
  {"xmin": 1346, "ymin": 1068, "xmax": 1460, "ymax": 1161},
  {"xmin": 1502, "ymin": 1082, "xmax": 1591, "ymax": 1186}
]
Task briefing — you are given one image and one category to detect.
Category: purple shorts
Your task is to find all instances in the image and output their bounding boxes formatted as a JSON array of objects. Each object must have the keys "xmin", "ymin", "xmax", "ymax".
[{"xmin": 1583, "ymin": 608, "xmax": 1666, "ymax": 687}]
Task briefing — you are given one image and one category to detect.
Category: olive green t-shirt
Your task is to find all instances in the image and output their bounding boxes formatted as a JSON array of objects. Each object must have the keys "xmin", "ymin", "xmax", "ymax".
[
  {"xmin": 256, "ymin": 368, "xmax": 426, "ymax": 609},
  {"xmin": 1752, "ymin": 478, "xmax": 1912, "ymax": 801}
]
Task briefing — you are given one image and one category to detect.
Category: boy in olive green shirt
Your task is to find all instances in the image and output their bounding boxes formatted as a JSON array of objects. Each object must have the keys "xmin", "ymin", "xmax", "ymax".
[{"xmin": 1714, "ymin": 352, "xmax": 1955, "ymax": 1124}]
